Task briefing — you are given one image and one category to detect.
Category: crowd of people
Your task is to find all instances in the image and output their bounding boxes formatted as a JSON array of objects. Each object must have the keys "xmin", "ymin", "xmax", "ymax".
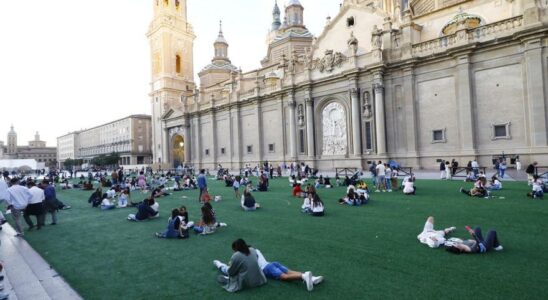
[{"xmin": 3, "ymin": 156, "xmax": 544, "ymax": 295}]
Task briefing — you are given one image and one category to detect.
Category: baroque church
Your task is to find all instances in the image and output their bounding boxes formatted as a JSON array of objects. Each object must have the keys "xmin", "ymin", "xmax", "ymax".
[{"xmin": 148, "ymin": 0, "xmax": 548, "ymax": 170}]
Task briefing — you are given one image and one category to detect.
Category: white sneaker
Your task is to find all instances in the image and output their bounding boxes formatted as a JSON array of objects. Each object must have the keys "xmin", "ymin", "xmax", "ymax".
[
  {"xmin": 388, "ymin": 190, "xmax": 392, "ymax": 192},
  {"xmin": 219, "ymin": 223, "xmax": 227, "ymax": 227},
  {"xmin": 494, "ymin": 245, "xmax": 503, "ymax": 251},
  {"xmin": 312, "ymin": 276, "xmax": 324, "ymax": 285},
  {"xmin": 213, "ymin": 260, "xmax": 222, "ymax": 269},
  {"xmin": 303, "ymin": 271, "xmax": 313, "ymax": 291},
  {"xmin": 374, "ymin": 190, "xmax": 380, "ymax": 193}
]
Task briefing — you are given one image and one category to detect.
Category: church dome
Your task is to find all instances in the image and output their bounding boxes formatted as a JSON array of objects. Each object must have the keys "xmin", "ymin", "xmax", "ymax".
[
  {"xmin": 441, "ymin": 12, "xmax": 483, "ymax": 35},
  {"xmin": 287, "ymin": 0, "xmax": 302, "ymax": 7}
]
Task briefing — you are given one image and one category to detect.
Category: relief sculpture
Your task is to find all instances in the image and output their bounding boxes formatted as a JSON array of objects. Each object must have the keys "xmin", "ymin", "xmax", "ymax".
[{"xmin": 322, "ymin": 102, "xmax": 347, "ymax": 155}]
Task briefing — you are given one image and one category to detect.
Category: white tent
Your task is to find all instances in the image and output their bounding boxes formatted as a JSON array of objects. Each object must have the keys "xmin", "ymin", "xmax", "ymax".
[{"xmin": 0, "ymin": 159, "xmax": 41, "ymax": 171}]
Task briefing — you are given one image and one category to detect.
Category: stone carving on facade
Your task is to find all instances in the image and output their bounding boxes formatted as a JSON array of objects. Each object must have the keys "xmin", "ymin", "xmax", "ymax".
[
  {"xmin": 322, "ymin": 102, "xmax": 347, "ymax": 155},
  {"xmin": 297, "ymin": 104, "xmax": 305, "ymax": 126},
  {"xmin": 371, "ymin": 25, "xmax": 382, "ymax": 49},
  {"xmin": 168, "ymin": 126, "xmax": 183, "ymax": 137},
  {"xmin": 314, "ymin": 50, "xmax": 347, "ymax": 73},
  {"xmin": 363, "ymin": 91, "xmax": 372, "ymax": 118},
  {"xmin": 347, "ymin": 31, "xmax": 359, "ymax": 55}
]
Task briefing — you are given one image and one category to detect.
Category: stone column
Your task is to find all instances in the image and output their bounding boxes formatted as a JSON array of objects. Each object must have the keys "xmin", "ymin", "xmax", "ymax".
[
  {"xmin": 305, "ymin": 96, "xmax": 315, "ymax": 158},
  {"xmin": 350, "ymin": 87, "xmax": 362, "ymax": 156},
  {"xmin": 374, "ymin": 82, "xmax": 387, "ymax": 155},
  {"xmin": 255, "ymin": 99, "xmax": 264, "ymax": 163},
  {"xmin": 211, "ymin": 111, "xmax": 218, "ymax": 168},
  {"xmin": 162, "ymin": 127, "xmax": 170, "ymax": 167},
  {"xmin": 524, "ymin": 37, "xmax": 547, "ymax": 146},
  {"xmin": 231, "ymin": 104, "xmax": 242, "ymax": 168},
  {"xmin": 288, "ymin": 92, "xmax": 298, "ymax": 160},
  {"xmin": 403, "ymin": 67, "xmax": 418, "ymax": 159},
  {"xmin": 455, "ymin": 54, "xmax": 477, "ymax": 154},
  {"xmin": 183, "ymin": 115, "xmax": 191, "ymax": 166}
]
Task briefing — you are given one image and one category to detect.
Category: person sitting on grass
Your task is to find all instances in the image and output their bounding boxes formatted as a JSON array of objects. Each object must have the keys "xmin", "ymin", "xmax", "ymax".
[
  {"xmin": 151, "ymin": 185, "xmax": 171, "ymax": 198},
  {"xmin": 82, "ymin": 181, "xmax": 94, "ymax": 191},
  {"xmin": 527, "ymin": 175, "xmax": 544, "ymax": 199},
  {"xmin": 118, "ymin": 189, "xmax": 129, "ymax": 208},
  {"xmin": 460, "ymin": 177, "xmax": 488, "ymax": 198},
  {"xmin": 213, "ymin": 239, "xmax": 267, "ymax": 293},
  {"xmin": 403, "ymin": 176, "xmax": 416, "ymax": 195},
  {"xmin": 241, "ymin": 188, "xmax": 261, "ymax": 211},
  {"xmin": 339, "ymin": 187, "xmax": 368, "ymax": 206},
  {"xmin": 155, "ymin": 208, "xmax": 190, "ymax": 239},
  {"xmin": 214, "ymin": 248, "xmax": 323, "ymax": 292},
  {"xmin": 309, "ymin": 191, "xmax": 325, "ymax": 217},
  {"xmin": 101, "ymin": 194, "xmax": 116, "ymax": 210},
  {"xmin": 258, "ymin": 173, "xmax": 269, "ymax": 192},
  {"xmin": 445, "ymin": 225, "xmax": 503, "ymax": 254},
  {"xmin": 488, "ymin": 175, "xmax": 502, "ymax": 191},
  {"xmin": 127, "ymin": 198, "xmax": 159, "ymax": 221},
  {"xmin": 292, "ymin": 183, "xmax": 304, "ymax": 198},
  {"xmin": 417, "ymin": 216, "xmax": 456, "ymax": 248},
  {"xmin": 193, "ymin": 205, "xmax": 218, "ymax": 235},
  {"xmin": 324, "ymin": 176, "xmax": 332, "ymax": 188}
]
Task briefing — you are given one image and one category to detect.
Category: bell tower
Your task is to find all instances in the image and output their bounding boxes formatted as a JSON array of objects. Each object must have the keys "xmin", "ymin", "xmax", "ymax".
[
  {"xmin": 147, "ymin": 0, "xmax": 195, "ymax": 165},
  {"xmin": 7, "ymin": 125, "xmax": 17, "ymax": 155}
]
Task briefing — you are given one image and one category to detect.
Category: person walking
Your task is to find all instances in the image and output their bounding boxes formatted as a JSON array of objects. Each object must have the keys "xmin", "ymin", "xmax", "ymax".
[
  {"xmin": 197, "ymin": 169, "xmax": 208, "ymax": 203},
  {"xmin": 526, "ymin": 161, "xmax": 538, "ymax": 185},
  {"xmin": 24, "ymin": 181, "xmax": 46, "ymax": 230},
  {"xmin": 7, "ymin": 178, "xmax": 32, "ymax": 237}
]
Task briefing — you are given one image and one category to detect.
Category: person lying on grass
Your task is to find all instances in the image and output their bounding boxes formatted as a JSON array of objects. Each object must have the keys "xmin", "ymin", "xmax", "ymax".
[
  {"xmin": 460, "ymin": 177, "xmax": 488, "ymax": 198},
  {"xmin": 445, "ymin": 226, "xmax": 503, "ymax": 254},
  {"xmin": 151, "ymin": 185, "xmax": 171, "ymax": 198},
  {"xmin": 127, "ymin": 198, "xmax": 159, "ymax": 221},
  {"xmin": 155, "ymin": 207, "xmax": 192, "ymax": 239},
  {"xmin": 241, "ymin": 188, "xmax": 260, "ymax": 211},
  {"xmin": 417, "ymin": 216, "xmax": 456, "ymax": 248},
  {"xmin": 214, "ymin": 239, "xmax": 267, "ymax": 293},
  {"xmin": 214, "ymin": 247, "xmax": 324, "ymax": 292}
]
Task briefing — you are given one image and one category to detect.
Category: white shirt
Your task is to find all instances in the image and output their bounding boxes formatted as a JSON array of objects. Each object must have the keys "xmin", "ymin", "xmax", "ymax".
[
  {"xmin": 28, "ymin": 186, "xmax": 45, "ymax": 204},
  {"xmin": 312, "ymin": 202, "xmax": 324, "ymax": 213},
  {"xmin": 471, "ymin": 161, "xmax": 479, "ymax": 168},
  {"xmin": 417, "ymin": 220, "xmax": 446, "ymax": 248},
  {"xmin": 101, "ymin": 198, "xmax": 112, "ymax": 206},
  {"xmin": 0, "ymin": 179, "xmax": 10, "ymax": 201},
  {"xmin": 7, "ymin": 184, "xmax": 32, "ymax": 210},
  {"xmin": 403, "ymin": 181, "xmax": 414, "ymax": 194},
  {"xmin": 255, "ymin": 249, "xmax": 269, "ymax": 270},
  {"xmin": 302, "ymin": 197, "xmax": 311, "ymax": 209},
  {"xmin": 376, "ymin": 164, "xmax": 386, "ymax": 176}
]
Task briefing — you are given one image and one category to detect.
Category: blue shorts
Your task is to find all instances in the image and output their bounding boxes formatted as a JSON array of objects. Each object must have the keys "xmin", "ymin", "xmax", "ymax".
[
  {"xmin": 262, "ymin": 262, "xmax": 288, "ymax": 279},
  {"xmin": 233, "ymin": 186, "xmax": 239, "ymax": 191}
]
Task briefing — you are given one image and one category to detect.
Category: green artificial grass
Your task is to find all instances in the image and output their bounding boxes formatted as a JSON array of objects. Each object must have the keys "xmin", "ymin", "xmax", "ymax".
[{"xmin": 12, "ymin": 178, "xmax": 548, "ymax": 300}]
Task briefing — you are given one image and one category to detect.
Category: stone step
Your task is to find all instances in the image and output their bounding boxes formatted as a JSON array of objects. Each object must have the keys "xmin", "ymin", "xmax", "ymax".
[{"xmin": 0, "ymin": 224, "xmax": 82, "ymax": 300}]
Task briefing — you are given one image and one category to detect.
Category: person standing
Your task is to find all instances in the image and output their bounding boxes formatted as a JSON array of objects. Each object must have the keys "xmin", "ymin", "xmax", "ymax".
[
  {"xmin": 515, "ymin": 156, "xmax": 522, "ymax": 171},
  {"xmin": 24, "ymin": 181, "xmax": 46, "ymax": 230},
  {"xmin": 451, "ymin": 159, "xmax": 459, "ymax": 176},
  {"xmin": 42, "ymin": 180, "xmax": 59, "ymax": 225},
  {"xmin": 7, "ymin": 178, "xmax": 32, "ymax": 237},
  {"xmin": 499, "ymin": 160, "xmax": 507, "ymax": 178},
  {"xmin": 0, "ymin": 178, "xmax": 10, "ymax": 230},
  {"xmin": 526, "ymin": 161, "xmax": 538, "ymax": 185},
  {"xmin": 375, "ymin": 161, "xmax": 386, "ymax": 192},
  {"xmin": 445, "ymin": 161, "xmax": 451, "ymax": 180},
  {"xmin": 471, "ymin": 159, "xmax": 480, "ymax": 177},
  {"xmin": 439, "ymin": 160, "xmax": 446, "ymax": 179},
  {"xmin": 197, "ymin": 169, "xmax": 207, "ymax": 203}
]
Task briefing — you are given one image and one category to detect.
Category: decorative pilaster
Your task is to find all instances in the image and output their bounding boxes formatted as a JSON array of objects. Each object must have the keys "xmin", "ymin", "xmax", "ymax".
[
  {"xmin": 288, "ymin": 92, "xmax": 298, "ymax": 160},
  {"xmin": 373, "ymin": 72, "xmax": 387, "ymax": 155},
  {"xmin": 455, "ymin": 54, "xmax": 477, "ymax": 154},
  {"xmin": 211, "ymin": 110, "xmax": 218, "ymax": 167},
  {"xmin": 402, "ymin": 67, "xmax": 419, "ymax": 165},
  {"xmin": 162, "ymin": 127, "xmax": 170, "ymax": 166},
  {"xmin": 350, "ymin": 86, "xmax": 362, "ymax": 156},
  {"xmin": 183, "ymin": 114, "xmax": 191, "ymax": 166},
  {"xmin": 305, "ymin": 94, "xmax": 315, "ymax": 158},
  {"xmin": 523, "ymin": 37, "xmax": 547, "ymax": 146}
]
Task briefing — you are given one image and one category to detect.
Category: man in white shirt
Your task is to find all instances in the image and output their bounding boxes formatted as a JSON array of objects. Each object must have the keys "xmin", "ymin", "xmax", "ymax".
[
  {"xmin": 24, "ymin": 181, "xmax": 46, "ymax": 230},
  {"xmin": 375, "ymin": 161, "xmax": 386, "ymax": 192},
  {"xmin": 417, "ymin": 216, "xmax": 456, "ymax": 248},
  {"xmin": 7, "ymin": 178, "xmax": 32, "ymax": 237}
]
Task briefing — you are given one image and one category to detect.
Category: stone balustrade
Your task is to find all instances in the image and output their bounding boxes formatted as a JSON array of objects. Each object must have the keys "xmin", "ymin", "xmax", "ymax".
[{"xmin": 412, "ymin": 15, "xmax": 524, "ymax": 57}]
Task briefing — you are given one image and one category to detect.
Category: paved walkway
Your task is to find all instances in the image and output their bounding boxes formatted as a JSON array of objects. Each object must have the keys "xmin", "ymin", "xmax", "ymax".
[{"xmin": 0, "ymin": 224, "xmax": 82, "ymax": 300}]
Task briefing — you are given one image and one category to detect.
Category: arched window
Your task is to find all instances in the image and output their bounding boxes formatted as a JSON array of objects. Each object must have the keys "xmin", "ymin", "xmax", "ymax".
[
  {"xmin": 176, "ymin": 54, "xmax": 181, "ymax": 74},
  {"xmin": 164, "ymin": 0, "xmax": 169, "ymax": 7}
]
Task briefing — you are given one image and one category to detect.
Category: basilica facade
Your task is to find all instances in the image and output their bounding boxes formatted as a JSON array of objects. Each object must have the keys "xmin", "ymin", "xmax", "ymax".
[{"xmin": 148, "ymin": 0, "xmax": 548, "ymax": 170}]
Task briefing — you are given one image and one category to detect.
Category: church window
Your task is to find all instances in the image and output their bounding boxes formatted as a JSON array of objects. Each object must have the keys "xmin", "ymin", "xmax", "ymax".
[
  {"xmin": 432, "ymin": 129, "xmax": 446, "ymax": 143},
  {"xmin": 247, "ymin": 145, "xmax": 253, "ymax": 154},
  {"xmin": 492, "ymin": 123, "xmax": 511, "ymax": 140},
  {"xmin": 205, "ymin": 149, "xmax": 210, "ymax": 156},
  {"xmin": 364, "ymin": 122, "xmax": 373, "ymax": 150},
  {"xmin": 221, "ymin": 148, "xmax": 226, "ymax": 155},
  {"xmin": 268, "ymin": 144, "xmax": 275, "ymax": 153},
  {"xmin": 299, "ymin": 130, "xmax": 305, "ymax": 154},
  {"xmin": 176, "ymin": 55, "xmax": 181, "ymax": 74},
  {"xmin": 346, "ymin": 17, "xmax": 355, "ymax": 28}
]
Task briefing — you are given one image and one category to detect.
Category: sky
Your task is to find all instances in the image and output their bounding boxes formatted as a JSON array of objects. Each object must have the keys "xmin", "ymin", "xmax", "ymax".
[{"xmin": 0, "ymin": 0, "xmax": 341, "ymax": 146}]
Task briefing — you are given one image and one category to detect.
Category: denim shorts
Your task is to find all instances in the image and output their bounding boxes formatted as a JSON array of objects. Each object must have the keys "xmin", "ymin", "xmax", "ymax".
[{"xmin": 263, "ymin": 262, "xmax": 288, "ymax": 279}]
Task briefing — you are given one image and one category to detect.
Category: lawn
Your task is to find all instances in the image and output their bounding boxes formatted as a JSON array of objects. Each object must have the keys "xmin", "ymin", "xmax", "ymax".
[{"xmin": 14, "ymin": 177, "xmax": 548, "ymax": 300}]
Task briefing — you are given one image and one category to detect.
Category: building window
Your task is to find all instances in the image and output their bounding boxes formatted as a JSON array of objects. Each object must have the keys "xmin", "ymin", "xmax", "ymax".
[
  {"xmin": 492, "ymin": 122, "xmax": 511, "ymax": 140},
  {"xmin": 346, "ymin": 16, "xmax": 355, "ymax": 27},
  {"xmin": 365, "ymin": 122, "xmax": 373, "ymax": 150},
  {"xmin": 299, "ymin": 130, "xmax": 305, "ymax": 154},
  {"xmin": 205, "ymin": 149, "xmax": 210, "ymax": 156},
  {"xmin": 175, "ymin": 55, "xmax": 181, "ymax": 74},
  {"xmin": 268, "ymin": 144, "xmax": 275, "ymax": 153},
  {"xmin": 432, "ymin": 129, "xmax": 447, "ymax": 143},
  {"xmin": 221, "ymin": 148, "xmax": 226, "ymax": 155},
  {"xmin": 247, "ymin": 145, "xmax": 253, "ymax": 154}
]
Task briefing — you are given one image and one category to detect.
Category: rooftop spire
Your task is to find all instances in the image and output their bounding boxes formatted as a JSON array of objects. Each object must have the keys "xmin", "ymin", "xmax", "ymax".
[
  {"xmin": 215, "ymin": 20, "xmax": 228, "ymax": 44},
  {"xmin": 272, "ymin": 0, "xmax": 281, "ymax": 31}
]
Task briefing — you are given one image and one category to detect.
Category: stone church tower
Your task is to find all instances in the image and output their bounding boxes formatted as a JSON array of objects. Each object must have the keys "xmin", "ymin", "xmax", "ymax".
[
  {"xmin": 7, "ymin": 125, "xmax": 17, "ymax": 155},
  {"xmin": 147, "ymin": 0, "xmax": 195, "ymax": 165}
]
